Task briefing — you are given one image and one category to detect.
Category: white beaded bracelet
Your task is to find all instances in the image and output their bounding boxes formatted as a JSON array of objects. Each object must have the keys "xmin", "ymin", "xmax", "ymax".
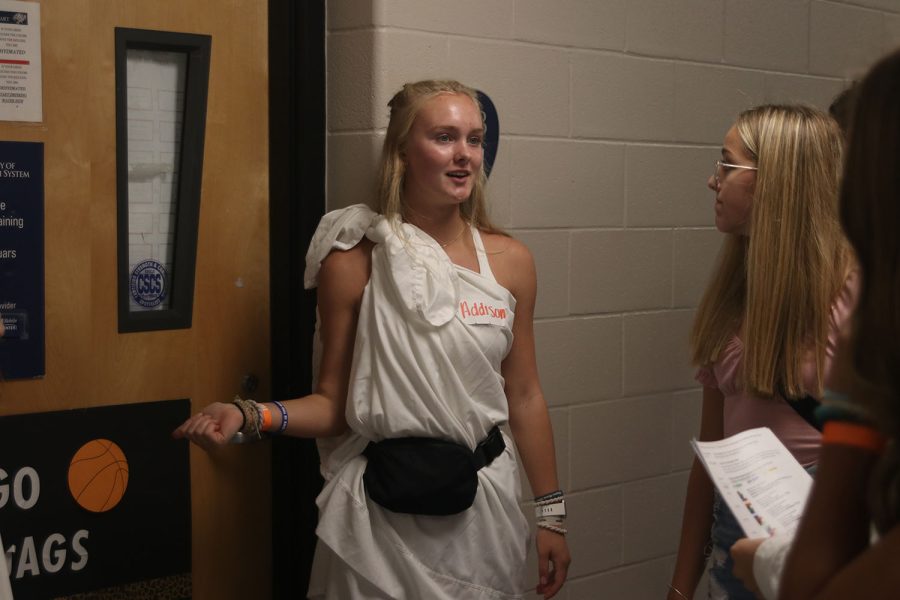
[{"xmin": 537, "ymin": 522, "xmax": 568, "ymax": 535}]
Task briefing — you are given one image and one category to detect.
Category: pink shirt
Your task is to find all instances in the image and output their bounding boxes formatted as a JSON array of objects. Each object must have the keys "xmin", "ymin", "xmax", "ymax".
[{"xmin": 696, "ymin": 272, "xmax": 858, "ymax": 467}]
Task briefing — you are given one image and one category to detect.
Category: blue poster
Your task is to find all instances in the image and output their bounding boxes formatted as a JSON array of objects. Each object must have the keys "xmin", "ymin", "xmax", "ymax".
[{"xmin": 0, "ymin": 140, "xmax": 43, "ymax": 379}]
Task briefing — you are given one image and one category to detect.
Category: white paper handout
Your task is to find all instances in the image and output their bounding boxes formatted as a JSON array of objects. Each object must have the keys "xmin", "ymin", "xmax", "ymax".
[
  {"xmin": 692, "ymin": 427, "xmax": 813, "ymax": 538},
  {"xmin": 0, "ymin": 0, "xmax": 41, "ymax": 122}
]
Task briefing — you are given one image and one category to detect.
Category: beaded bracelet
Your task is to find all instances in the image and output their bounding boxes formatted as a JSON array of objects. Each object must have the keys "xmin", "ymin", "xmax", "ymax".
[
  {"xmin": 815, "ymin": 387, "xmax": 878, "ymax": 430},
  {"xmin": 534, "ymin": 490, "xmax": 564, "ymax": 503},
  {"xmin": 535, "ymin": 490, "xmax": 567, "ymax": 536},
  {"xmin": 232, "ymin": 398, "xmax": 263, "ymax": 441},
  {"xmin": 815, "ymin": 403, "xmax": 870, "ymax": 426},
  {"xmin": 537, "ymin": 522, "xmax": 568, "ymax": 535},
  {"xmin": 233, "ymin": 398, "xmax": 252, "ymax": 433},
  {"xmin": 534, "ymin": 491, "xmax": 566, "ymax": 515},
  {"xmin": 537, "ymin": 516, "xmax": 566, "ymax": 528}
]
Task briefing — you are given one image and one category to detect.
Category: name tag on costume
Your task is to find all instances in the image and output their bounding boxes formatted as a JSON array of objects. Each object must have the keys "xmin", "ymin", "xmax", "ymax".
[{"xmin": 458, "ymin": 299, "xmax": 508, "ymax": 326}]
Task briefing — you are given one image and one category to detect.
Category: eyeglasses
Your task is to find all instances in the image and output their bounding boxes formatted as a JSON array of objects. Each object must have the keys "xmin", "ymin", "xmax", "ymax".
[{"xmin": 714, "ymin": 160, "xmax": 757, "ymax": 185}]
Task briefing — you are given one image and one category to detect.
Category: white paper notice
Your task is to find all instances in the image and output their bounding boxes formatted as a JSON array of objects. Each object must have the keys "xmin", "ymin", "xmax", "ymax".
[
  {"xmin": 692, "ymin": 427, "xmax": 813, "ymax": 538},
  {"xmin": 0, "ymin": 0, "xmax": 40, "ymax": 122}
]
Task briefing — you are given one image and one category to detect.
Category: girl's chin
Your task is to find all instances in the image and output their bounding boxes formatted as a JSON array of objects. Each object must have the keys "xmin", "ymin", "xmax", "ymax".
[
  {"xmin": 406, "ymin": 194, "xmax": 469, "ymax": 211},
  {"xmin": 442, "ymin": 187, "xmax": 473, "ymax": 202},
  {"xmin": 714, "ymin": 216, "xmax": 733, "ymax": 235},
  {"xmin": 714, "ymin": 221, "xmax": 749, "ymax": 237}
]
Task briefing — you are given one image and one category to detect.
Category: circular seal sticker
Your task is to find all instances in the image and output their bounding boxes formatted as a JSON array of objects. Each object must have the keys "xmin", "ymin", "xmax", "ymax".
[{"xmin": 129, "ymin": 260, "xmax": 168, "ymax": 308}]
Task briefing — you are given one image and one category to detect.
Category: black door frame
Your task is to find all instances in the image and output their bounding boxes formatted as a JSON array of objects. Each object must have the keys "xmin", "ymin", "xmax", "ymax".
[{"xmin": 268, "ymin": 1, "xmax": 325, "ymax": 597}]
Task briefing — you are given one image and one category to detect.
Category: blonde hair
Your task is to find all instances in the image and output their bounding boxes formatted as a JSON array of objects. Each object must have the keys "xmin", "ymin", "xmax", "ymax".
[
  {"xmin": 375, "ymin": 79, "xmax": 502, "ymax": 233},
  {"xmin": 692, "ymin": 104, "xmax": 850, "ymax": 398}
]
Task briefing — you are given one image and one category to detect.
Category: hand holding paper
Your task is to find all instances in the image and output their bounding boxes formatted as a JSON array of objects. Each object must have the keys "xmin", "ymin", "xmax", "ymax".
[{"xmin": 692, "ymin": 427, "xmax": 813, "ymax": 538}]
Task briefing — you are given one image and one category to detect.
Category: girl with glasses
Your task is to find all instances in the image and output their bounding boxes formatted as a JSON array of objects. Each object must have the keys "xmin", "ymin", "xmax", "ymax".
[{"xmin": 668, "ymin": 105, "xmax": 856, "ymax": 600}]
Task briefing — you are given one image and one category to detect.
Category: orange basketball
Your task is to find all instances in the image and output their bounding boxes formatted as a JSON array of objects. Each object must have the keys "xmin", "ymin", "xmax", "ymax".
[{"xmin": 68, "ymin": 439, "xmax": 129, "ymax": 513}]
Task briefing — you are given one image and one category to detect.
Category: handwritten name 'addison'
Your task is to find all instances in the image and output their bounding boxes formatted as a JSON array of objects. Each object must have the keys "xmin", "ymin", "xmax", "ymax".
[{"xmin": 459, "ymin": 300, "xmax": 507, "ymax": 320}]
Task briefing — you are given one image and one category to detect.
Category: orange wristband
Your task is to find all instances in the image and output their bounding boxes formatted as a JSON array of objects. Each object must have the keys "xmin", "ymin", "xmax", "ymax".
[
  {"xmin": 259, "ymin": 403, "xmax": 272, "ymax": 432},
  {"xmin": 822, "ymin": 421, "xmax": 887, "ymax": 454}
]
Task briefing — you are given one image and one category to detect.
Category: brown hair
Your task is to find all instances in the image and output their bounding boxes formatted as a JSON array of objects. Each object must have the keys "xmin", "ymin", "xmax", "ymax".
[
  {"xmin": 838, "ymin": 48, "xmax": 900, "ymax": 532},
  {"xmin": 829, "ymin": 84, "xmax": 859, "ymax": 136}
]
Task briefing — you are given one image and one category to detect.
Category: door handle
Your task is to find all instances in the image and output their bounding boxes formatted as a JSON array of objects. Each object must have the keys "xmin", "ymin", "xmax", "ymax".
[{"xmin": 241, "ymin": 373, "xmax": 259, "ymax": 395}]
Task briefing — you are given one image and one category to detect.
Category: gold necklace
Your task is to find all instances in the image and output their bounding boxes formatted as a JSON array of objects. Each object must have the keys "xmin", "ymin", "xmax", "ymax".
[
  {"xmin": 437, "ymin": 222, "xmax": 467, "ymax": 248},
  {"xmin": 401, "ymin": 206, "xmax": 468, "ymax": 248}
]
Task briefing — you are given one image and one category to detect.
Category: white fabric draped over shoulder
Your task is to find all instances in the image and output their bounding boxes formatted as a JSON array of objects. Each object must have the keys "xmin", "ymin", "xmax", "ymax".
[
  {"xmin": 303, "ymin": 204, "xmax": 528, "ymax": 600},
  {"xmin": 304, "ymin": 203, "xmax": 462, "ymax": 327},
  {"xmin": 304, "ymin": 204, "xmax": 376, "ymax": 288}
]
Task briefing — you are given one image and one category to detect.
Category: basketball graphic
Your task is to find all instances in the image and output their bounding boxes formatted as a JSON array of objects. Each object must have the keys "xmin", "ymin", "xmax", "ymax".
[{"xmin": 68, "ymin": 439, "xmax": 129, "ymax": 513}]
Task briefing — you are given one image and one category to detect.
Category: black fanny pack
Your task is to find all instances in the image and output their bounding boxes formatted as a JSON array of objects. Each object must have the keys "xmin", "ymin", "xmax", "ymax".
[{"xmin": 362, "ymin": 426, "xmax": 505, "ymax": 516}]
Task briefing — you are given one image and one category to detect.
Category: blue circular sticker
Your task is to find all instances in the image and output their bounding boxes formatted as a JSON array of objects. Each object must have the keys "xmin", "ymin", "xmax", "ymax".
[{"xmin": 129, "ymin": 260, "xmax": 168, "ymax": 308}]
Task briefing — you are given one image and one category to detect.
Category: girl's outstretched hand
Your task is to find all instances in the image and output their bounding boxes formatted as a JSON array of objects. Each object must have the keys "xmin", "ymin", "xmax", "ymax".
[{"xmin": 172, "ymin": 402, "xmax": 243, "ymax": 450}]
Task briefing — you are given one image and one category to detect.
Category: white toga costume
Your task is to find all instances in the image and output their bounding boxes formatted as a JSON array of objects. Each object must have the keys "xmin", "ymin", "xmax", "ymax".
[{"xmin": 304, "ymin": 205, "xmax": 529, "ymax": 599}]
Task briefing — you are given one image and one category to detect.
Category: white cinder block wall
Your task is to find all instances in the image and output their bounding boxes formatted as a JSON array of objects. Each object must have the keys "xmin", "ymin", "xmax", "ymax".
[{"xmin": 325, "ymin": 1, "xmax": 900, "ymax": 598}]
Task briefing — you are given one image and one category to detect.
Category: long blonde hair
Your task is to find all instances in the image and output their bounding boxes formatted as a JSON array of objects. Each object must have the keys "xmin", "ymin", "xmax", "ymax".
[
  {"xmin": 692, "ymin": 104, "xmax": 850, "ymax": 398},
  {"xmin": 375, "ymin": 79, "xmax": 502, "ymax": 233}
]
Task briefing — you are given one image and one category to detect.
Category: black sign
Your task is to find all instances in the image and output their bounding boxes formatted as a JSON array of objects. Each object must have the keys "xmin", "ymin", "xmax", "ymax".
[
  {"xmin": 0, "ymin": 400, "xmax": 192, "ymax": 599},
  {"xmin": 0, "ymin": 11, "xmax": 27, "ymax": 26},
  {"xmin": 0, "ymin": 140, "xmax": 43, "ymax": 378}
]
